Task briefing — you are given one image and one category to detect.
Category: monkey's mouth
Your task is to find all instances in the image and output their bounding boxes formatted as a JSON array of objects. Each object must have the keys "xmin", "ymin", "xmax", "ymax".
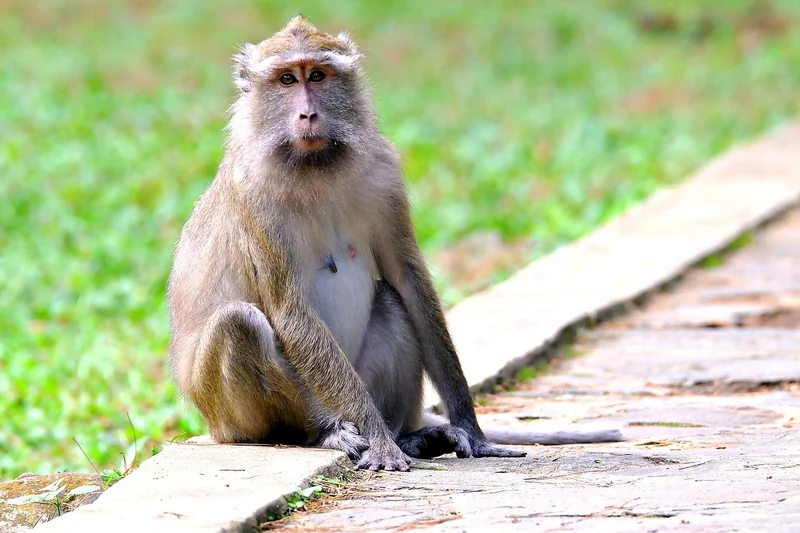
[
  {"xmin": 294, "ymin": 136, "xmax": 329, "ymax": 152},
  {"xmin": 275, "ymin": 137, "xmax": 346, "ymax": 169}
]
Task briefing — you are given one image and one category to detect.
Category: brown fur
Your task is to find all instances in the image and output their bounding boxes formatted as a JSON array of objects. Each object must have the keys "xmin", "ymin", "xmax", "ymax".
[{"xmin": 254, "ymin": 16, "xmax": 355, "ymax": 58}]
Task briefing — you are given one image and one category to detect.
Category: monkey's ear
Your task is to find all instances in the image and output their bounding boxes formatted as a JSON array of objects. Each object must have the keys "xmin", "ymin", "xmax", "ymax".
[
  {"xmin": 233, "ymin": 43, "xmax": 255, "ymax": 93},
  {"xmin": 336, "ymin": 32, "xmax": 361, "ymax": 59}
]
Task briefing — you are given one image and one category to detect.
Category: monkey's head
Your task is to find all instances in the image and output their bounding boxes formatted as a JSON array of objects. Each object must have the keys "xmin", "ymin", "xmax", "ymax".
[{"xmin": 231, "ymin": 16, "xmax": 375, "ymax": 171}]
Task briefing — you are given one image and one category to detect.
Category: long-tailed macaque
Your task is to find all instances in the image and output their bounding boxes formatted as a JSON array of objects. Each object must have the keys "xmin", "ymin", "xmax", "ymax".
[{"xmin": 168, "ymin": 17, "xmax": 622, "ymax": 471}]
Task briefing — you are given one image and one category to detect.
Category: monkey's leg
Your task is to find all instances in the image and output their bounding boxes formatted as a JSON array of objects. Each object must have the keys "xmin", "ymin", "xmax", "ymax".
[
  {"xmin": 353, "ymin": 281, "xmax": 424, "ymax": 435},
  {"xmin": 354, "ymin": 282, "xmax": 470, "ymax": 459},
  {"xmin": 190, "ymin": 302, "xmax": 309, "ymax": 443},
  {"xmin": 190, "ymin": 302, "xmax": 368, "ymax": 458}
]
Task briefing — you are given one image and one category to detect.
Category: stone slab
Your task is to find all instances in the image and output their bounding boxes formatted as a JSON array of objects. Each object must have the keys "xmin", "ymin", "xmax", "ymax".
[
  {"xmin": 273, "ymin": 441, "xmax": 800, "ymax": 532},
  {"xmin": 34, "ymin": 444, "xmax": 348, "ymax": 533},
  {"xmin": 0, "ymin": 473, "xmax": 103, "ymax": 532}
]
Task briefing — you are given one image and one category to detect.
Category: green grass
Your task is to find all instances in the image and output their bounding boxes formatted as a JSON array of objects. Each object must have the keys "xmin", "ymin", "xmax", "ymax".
[
  {"xmin": 515, "ymin": 361, "xmax": 551, "ymax": 384},
  {"xmin": 1, "ymin": 0, "xmax": 798, "ymax": 478},
  {"xmin": 698, "ymin": 230, "xmax": 755, "ymax": 267}
]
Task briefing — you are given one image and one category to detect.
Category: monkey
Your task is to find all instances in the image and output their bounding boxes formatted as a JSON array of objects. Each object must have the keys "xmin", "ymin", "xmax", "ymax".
[{"xmin": 167, "ymin": 16, "xmax": 623, "ymax": 472}]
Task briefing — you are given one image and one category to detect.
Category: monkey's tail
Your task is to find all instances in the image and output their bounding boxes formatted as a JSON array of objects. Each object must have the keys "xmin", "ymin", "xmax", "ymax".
[
  {"xmin": 421, "ymin": 412, "xmax": 624, "ymax": 445},
  {"xmin": 481, "ymin": 427, "xmax": 624, "ymax": 445}
]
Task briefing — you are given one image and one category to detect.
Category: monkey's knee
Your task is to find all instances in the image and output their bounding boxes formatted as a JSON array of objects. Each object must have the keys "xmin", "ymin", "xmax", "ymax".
[
  {"xmin": 190, "ymin": 302, "xmax": 292, "ymax": 441},
  {"xmin": 193, "ymin": 302, "xmax": 280, "ymax": 389}
]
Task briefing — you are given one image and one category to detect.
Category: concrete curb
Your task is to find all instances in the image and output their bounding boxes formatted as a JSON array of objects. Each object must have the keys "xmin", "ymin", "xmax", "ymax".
[
  {"xmin": 35, "ymin": 442, "xmax": 350, "ymax": 533},
  {"xmin": 426, "ymin": 121, "xmax": 800, "ymax": 408},
  {"xmin": 35, "ymin": 122, "xmax": 800, "ymax": 532}
]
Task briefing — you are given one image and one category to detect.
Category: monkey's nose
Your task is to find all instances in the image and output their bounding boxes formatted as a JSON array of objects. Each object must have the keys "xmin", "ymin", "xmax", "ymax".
[{"xmin": 299, "ymin": 112, "xmax": 318, "ymax": 122}]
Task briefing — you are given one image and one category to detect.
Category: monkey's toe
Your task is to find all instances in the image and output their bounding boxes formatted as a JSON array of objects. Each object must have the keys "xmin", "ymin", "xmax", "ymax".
[{"xmin": 471, "ymin": 441, "xmax": 527, "ymax": 458}]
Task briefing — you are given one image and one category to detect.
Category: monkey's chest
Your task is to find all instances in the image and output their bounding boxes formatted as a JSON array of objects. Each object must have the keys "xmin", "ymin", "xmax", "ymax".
[{"xmin": 309, "ymin": 235, "xmax": 376, "ymax": 363}]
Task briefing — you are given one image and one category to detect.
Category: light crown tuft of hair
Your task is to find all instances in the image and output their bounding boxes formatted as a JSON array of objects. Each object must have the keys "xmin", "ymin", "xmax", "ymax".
[
  {"xmin": 253, "ymin": 16, "xmax": 359, "ymax": 62},
  {"xmin": 233, "ymin": 16, "xmax": 362, "ymax": 92}
]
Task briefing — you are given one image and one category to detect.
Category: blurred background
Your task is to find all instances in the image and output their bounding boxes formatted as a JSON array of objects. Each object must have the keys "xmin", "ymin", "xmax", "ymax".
[{"xmin": 1, "ymin": 0, "xmax": 798, "ymax": 479}]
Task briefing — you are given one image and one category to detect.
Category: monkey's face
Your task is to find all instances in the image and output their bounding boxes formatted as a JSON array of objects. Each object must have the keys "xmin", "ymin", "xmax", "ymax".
[
  {"xmin": 261, "ymin": 61, "xmax": 358, "ymax": 169},
  {"xmin": 238, "ymin": 56, "xmax": 370, "ymax": 171},
  {"xmin": 232, "ymin": 18, "xmax": 374, "ymax": 172}
]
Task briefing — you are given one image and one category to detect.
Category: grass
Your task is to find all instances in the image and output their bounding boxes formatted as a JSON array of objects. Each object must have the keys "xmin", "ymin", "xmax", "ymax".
[
  {"xmin": 1, "ymin": 0, "xmax": 799, "ymax": 478},
  {"xmin": 698, "ymin": 230, "xmax": 755, "ymax": 267},
  {"xmin": 263, "ymin": 475, "xmax": 353, "ymax": 528},
  {"xmin": 515, "ymin": 361, "xmax": 551, "ymax": 384}
]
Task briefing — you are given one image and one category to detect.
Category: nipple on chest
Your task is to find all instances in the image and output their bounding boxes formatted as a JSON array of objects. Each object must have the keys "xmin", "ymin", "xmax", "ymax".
[
  {"xmin": 324, "ymin": 243, "xmax": 357, "ymax": 274},
  {"xmin": 325, "ymin": 254, "xmax": 338, "ymax": 273}
]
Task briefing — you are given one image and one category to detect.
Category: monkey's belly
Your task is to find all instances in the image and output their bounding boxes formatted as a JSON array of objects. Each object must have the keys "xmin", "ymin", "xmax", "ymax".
[{"xmin": 310, "ymin": 249, "xmax": 375, "ymax": 363}]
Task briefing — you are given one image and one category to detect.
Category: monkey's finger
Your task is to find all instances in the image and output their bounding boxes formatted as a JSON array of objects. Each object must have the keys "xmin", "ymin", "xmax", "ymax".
[
  {"xmin": 356, "ymin": 453, "xmax": 404, "ymax": 471},
  {"xmin": 386, "ymin": 458, "xmax": 411, "ymax": 472},
  {"xmin": 355, "ymin": 457, "xmax": 381, "ymax": 470},
  {"xmin": 359, "ymin": 459, "xmax": 409, "ymax": 471},
  {"xmin": 386, "ymin": 452, "xmax": 411, "ymax": 471}
]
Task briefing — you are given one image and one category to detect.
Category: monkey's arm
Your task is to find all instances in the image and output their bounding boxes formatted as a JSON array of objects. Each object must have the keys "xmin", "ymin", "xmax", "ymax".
[
  {"xmin": 257, "ymin": 234, "xmax": 409, "ymax": 469},
  {"xmin": 375, "ymin": 190, "xmax": 520, "ymax": 458}
]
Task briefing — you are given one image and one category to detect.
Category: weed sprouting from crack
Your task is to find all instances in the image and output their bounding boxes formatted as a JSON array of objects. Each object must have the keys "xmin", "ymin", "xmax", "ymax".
[{"xmin": 261, "ymin": 473, "xmax": 361, "ymax": 529}]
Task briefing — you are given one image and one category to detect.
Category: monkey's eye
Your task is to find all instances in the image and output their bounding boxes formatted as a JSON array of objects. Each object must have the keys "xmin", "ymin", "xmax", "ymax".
[
  {"xmin": 308, "ymin": 70, "xmax": 326, "ymax": 83},
  {"xmin": 279, "ymin": 73, "xmax": 298, "ymax": 85}
]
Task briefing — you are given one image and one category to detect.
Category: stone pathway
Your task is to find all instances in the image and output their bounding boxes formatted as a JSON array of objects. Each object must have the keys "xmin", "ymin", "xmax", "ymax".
[{"xmin": 272, "ymin": 208, "xmax": 800, "ymax": 532}]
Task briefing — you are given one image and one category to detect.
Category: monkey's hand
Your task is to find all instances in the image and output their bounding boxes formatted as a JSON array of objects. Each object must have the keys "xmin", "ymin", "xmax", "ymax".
[
  {"xmin": 356, "ymin": 438, "xmax": 411, "ymax": 471},
  {"xmin": 469, "ymin": 437, "xmax": 526, "ymax": 458}
]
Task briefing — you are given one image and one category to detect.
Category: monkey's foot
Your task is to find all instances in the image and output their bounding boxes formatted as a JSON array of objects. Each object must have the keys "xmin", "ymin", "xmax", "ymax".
[
  {"xmin": 316, "ymin": 419, "xmax": 369, "ymax": 460},
  {"xmin": 356, "ymin": 440, "xmax": 410, "ymax": 471},
  {"xmin": 470, "ymin": 438, "xmax": 526, "ymax": 458},
  {"xmin": 397, "ymin": 424, "xmax": 472, "ymax": 459}
]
